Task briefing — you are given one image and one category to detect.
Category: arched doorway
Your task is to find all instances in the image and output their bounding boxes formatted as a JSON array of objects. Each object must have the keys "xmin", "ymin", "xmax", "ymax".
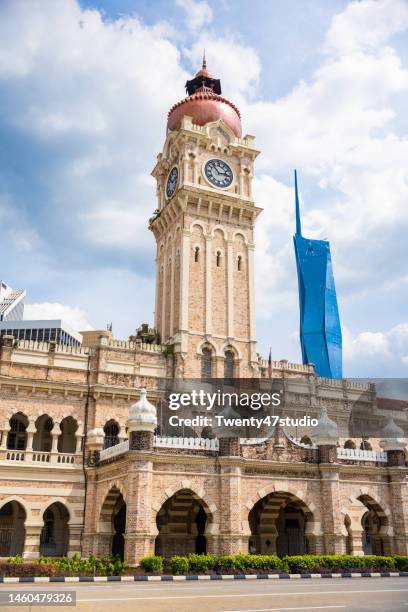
[
  {"xmin": 0, "ymin": 501, "xmax": 26, "ymax": 556},
  {"xmin": 99, "ymin": 487, "xmax": 126, "ymax": 561},
  {"xmin": 112, "ymin": 497, "xmax": 126, "ymax": 560},
  {"xmin": 40, "ymin": 503, "xmax": 69, "ymax": 557},
  {"xmin": 155, "ymin": 489, "xmax": 211, "ymax": 558},
  {"xmin": 358, "ymin": 494, "xmax": 389, "ymax": 555},
  {"xmin": 248, "ymin": 492, "xmax": 312, "ymax": 556}
]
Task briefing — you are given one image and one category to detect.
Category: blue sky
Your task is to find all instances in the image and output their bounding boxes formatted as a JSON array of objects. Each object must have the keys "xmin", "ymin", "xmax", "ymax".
[{"xmin": 1, "ymin": 0, "xmax": 408, "ymax": 376}]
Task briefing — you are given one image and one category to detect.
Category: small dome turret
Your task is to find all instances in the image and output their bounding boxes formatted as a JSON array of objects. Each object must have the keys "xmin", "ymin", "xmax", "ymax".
[
  {"xmin": 127, "ymin": 388, "xmax": 157, "ymax": 433},
  {"xmin": 311, "ymin": 406, "xmax": 339, "ymax": 446},
  {"xmin": 379, "ymin": 416, "xmax": 406, "ymax": 451}
]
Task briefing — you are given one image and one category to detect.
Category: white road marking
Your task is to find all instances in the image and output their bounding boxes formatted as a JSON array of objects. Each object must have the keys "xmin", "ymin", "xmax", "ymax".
[
  {"xmin": 76, "ymin": 588, "xmax": 408, "ymax": 602},
  {"xmin": 222, "ymin": 607, "xmax": 345, "ymax": 612}
]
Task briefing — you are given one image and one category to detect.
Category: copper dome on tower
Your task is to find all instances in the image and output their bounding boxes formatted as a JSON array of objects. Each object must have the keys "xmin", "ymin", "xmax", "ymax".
[{"xmin": 167, "ymin": 56, "xmax": 242, "ymax": 138}]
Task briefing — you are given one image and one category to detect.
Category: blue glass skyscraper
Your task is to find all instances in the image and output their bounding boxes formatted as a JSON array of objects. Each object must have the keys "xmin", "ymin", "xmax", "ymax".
[{"xmin": 293, "ymin": 171, "xmax": 342, "ymax": 378}]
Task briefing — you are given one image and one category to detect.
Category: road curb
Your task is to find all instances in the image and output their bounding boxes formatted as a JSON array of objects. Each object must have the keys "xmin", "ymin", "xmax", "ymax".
[{"xmin": 1, "ymin": 572, "xmax": 407, "ymax": 583}]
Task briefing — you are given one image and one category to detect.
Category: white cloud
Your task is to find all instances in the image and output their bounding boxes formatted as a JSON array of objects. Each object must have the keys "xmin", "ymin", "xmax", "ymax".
[
  {"xmin": 176, "ymin": 0, "xmax": 213, "ymax": 32},
  {"xmin": 344, "ymin": 323, "xmax": 408, "ymax": 370},
  {"xmin": 24, "ymin": 302, "xmax": 93, "ymax": 331},
  {"xmin": 325, "ymin": 0, "xmax": 408, "ymax": 55}
]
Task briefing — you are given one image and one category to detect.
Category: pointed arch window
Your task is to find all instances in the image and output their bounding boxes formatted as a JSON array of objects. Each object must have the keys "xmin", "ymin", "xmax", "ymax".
[
  {"xmin": 201, "ymin": 347, "xmax": 212, "ymax": 379},
  {"xmin": 104, "ymin": 420, "xmax": 119, "ymax": 449},
  {"xmin": 7, "ymin": 414, "xmax": 27, "ymax": 450},
  {"xmin": 224, "ymin": 351, "xmax": 234, "ymax": 379}
]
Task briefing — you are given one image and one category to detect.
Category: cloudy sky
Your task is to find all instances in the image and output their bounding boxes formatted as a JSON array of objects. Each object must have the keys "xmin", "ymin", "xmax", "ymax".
[{"xmin": 1, "ymin": 0, "xmax": 407, "ymax": 377}]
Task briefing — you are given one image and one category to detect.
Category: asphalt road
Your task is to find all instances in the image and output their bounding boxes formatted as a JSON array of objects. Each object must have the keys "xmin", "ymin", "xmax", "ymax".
[{"xmin": 0, "ymin": 577, "xmax": 407, "ymax": 612}]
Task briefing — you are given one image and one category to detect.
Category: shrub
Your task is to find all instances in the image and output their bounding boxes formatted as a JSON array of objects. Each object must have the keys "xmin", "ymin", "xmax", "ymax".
[
  {"xmin": 6, "ymin": 555, "xmax": 24, "ymax": 565},
  {"xmin": 140, "ymin": 556, "xmax": 163, "ymax": 573},
  {"xmin": 0, "ymin": 563, "xmax": 56, "ymax": 577},
  {"xmin": 169, "ymin": 556, "xmax": 189, "ymax": 575},
  {"xmin": 186, "ymin": 554, "xmax": 215, "ymax": 573},
  {"xmin": 284, "ymin": 555, "xmax": 396, "ymax": 573},
  {"xmin": 394, "ymin": 556, "xmax": 408, "ymax": 571}
]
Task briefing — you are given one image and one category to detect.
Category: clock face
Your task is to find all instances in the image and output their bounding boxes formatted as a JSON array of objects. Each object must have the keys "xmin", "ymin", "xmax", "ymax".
[
  {"xmin": 204, "ymin": 159, "xmax": 233, "ymax": 189},
  {"xmin": 166, "ymin": 166, "xmax": 178, "ymax": 199}
]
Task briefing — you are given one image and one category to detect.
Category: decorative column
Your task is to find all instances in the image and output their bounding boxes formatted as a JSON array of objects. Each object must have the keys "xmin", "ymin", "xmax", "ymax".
[
  {"xmin": 179, "ymin": 229, "xmax": 190, "ymax": 355},
  {"xmin": 0, "ymin": 335, "xmax": 14, "ymax": 377},
  {"xmin": 247, "ymin": 244, "xmax": 257, "ymax": 366},
  {"xmin": 0, "ymin": 422, "xmax": 10, "ymax": 450},
  {"xmin": 311, "ymin": 407, "xmax": 343, "ymax": 554},
  {"xmin": 50, "ymin": 423, "xmax": 61, "ymax": 463},
  {"xmin": 22, "ymin": 525, "xmax": 43, "ymax": 560},
  {"xmin": 205, "ymin": 234, "xmax": 212, "ymax": 336},
  {"xmin": 226, "ymin": 239, "xmax": 234, "ymax": 339},
  {"xmin": 81, "ymin": 428, "xmax": 105, "ymax": 557},
  {"xmin": 380, "ymin": 418, "xmax": 408, "ymax": 554},
  {"xmin": 75, "ymin": 432, "xmax": 83, "ymax": 455},
  {"xmin": 170, "ymin": 243, "xmax": 175, "ymax": 337},
  {"xmin": 215, "ymin": 415, "xmax": 245, "ymax": 555},
  {"xmin": 86, "ymin": 428, "xmax": 104, "ymax": 466},
  {"xmin": 26, "ymin": 420, "xmax": 36, "ymax": 452},
  {"xmin": 125, "ymin": 388, "xmax": 157, "ymax": 566}
]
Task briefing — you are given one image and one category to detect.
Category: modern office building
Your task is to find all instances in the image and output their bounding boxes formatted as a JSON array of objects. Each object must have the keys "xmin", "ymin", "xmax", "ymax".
[
  {"xmin": 0, "ymin": 319, "xmax": 82, "ymax": 346},
  {"xmin": 0, "ymin": 281, "xmax": 26, "ymax": 322},
  {"xmin": 293, "ymin": 171, "xmax": 343, "ymax": 378}
]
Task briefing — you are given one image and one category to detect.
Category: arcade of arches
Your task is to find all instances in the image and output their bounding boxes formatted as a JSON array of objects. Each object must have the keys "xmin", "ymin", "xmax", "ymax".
[
  {"xmin": 86, "ymin": 485, "xmax": 397, "ymax": 563},
  {"xmin": 0, "ymin": 500, "xmax": 71, "ymax": 558}
]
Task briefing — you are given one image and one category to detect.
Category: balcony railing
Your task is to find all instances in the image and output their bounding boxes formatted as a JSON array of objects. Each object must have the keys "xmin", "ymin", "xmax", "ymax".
[
  {"xmin": 2, "ymin": 450, "xmax": 79, "ymax": 465},
  {"xmin": 336, "ymin": 447, "xmax": 387, "ymax": 462}
]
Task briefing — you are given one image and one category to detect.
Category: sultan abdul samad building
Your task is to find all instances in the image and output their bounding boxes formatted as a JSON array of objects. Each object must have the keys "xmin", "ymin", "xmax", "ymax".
[{"xmin": 0, "ymin": 59, "xmax": 407, "ymax": 566}]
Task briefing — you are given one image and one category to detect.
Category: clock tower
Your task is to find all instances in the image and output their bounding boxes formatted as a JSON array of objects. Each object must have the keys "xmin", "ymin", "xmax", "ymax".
[{"xmin": 150, "ymin": 57, "xmax": 261, "ymax": 378}]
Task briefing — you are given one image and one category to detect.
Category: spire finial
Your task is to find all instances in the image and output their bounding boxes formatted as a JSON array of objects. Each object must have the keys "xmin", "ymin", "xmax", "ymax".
[
  {"xmin": 202, "ymin": 49, "xmax": 207, "ymax": 70},
  {"xmin": 294, "ymin": 169, "xmax": 302, "ymax": 236}
]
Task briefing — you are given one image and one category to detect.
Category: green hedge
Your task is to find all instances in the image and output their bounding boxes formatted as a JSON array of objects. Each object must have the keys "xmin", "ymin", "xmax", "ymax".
[
  {"xmin": 141, "ymin": 554, "xmax": 408, "ymax": 575},
  {"xmin": 284, "ymin": 555, "xmax": 395, "ymax": 573},
  {"xmin": 394, "ymin": 556, "xmax": 408, "ymax": 572}
]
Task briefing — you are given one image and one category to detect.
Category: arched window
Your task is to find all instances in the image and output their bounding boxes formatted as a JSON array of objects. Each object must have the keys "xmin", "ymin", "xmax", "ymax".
[
  {"xmin": 194, "ymin": 246, "xmax": 199, "ymax": 262},
  {"xmin": 237, "ymin": 255, "xmax": 242, "ymax": 271},
  {"xmin": 216, "ymin": 251, "xmax": 221, "ymax": 267},
  {"xmin": 344, "ymin": 439, "xmax": 356, "ymax": 449},
  {"xmin": 300, "ymin": 436, "xmax": 312, "ymax": 446},
  {"xmin": 201, "ymin": 348, "xmax": 212, "ymax": 379},
  {"xmin": 224, "ymin": 351, "xmax": 234, "ymax": 379},
  {"xmin": 104, "ymin": 420, "xmax": 119, "ymax": 449},
  {"xmin": 7, "ymin": 414, "xmax": 27, "ymax": 451},
  {"xmin": 360, "ymin": 439, "xmax": 372, "ymax": 451},
  {"xmin": 58, "ymin": 417, "xmax": 78, "ymax": 454},
  {"xmin": 33, "ymin": 415, "xmax": 53, "ymax": 452}
]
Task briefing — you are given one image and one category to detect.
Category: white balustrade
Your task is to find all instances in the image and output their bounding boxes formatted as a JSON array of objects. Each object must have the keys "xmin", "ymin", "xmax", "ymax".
[
  {"xmin": 154, "ymin": 436, "xmax": 219, "ymax": 450},
  {"xmin": 99, "ymin": 440, "xmax": 129, "ymax": 461},
  {"xmin": 337, "ymin": 447, "xmax": 387, "ymax": 462},
  {"xmin": 6, "ymin": 451, "xmax": 25, "ymax": 461},
  {"xmin": 4, "ymin": 450, "xmax": 79, "ymax": 465}
]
